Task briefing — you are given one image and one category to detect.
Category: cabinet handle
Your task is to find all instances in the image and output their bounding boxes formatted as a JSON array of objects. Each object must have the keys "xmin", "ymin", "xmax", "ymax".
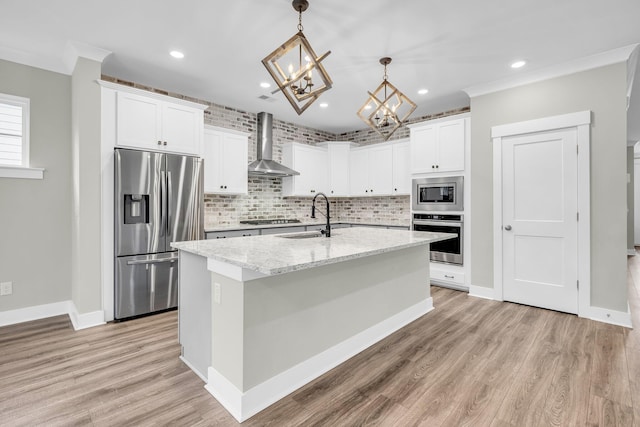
[
  {"xmin": 432, "ymin": 165, "xmax": 435, "ymax": 169},
  {"xmin": 157, "ymin": 141, "xmax": 162, "ymax": 145},
  {"xmin": 220, "ymin": 185, "xmax": 224, "ymax": 189},
  {"xmin": 394, "ymin": 188, "xmax": 398, "ymax": 192},
  {"xmin": 224, "ymin": 185, "xmax": 227, "ymax": 189},
  {"xmin": 365, "ymin": 190, "xmax": 368, "ymax": 193},
  {"xmin": 163, "ymin": 141, "xmax": 168, "ymax": 146},
  {"xmin": 331, "ymin": 190, "xmax": 334, "ymax": 194},
  {"xmin": 444, "ymin": 274, "xmax": 454, "ymax": 279},
  {"xmin": 436, "ymin": 165, "xmax": 439, "ymax": 168},
  {"xmin": 370, "ymin": 189, "xmax": 373, "ymax": 193}
]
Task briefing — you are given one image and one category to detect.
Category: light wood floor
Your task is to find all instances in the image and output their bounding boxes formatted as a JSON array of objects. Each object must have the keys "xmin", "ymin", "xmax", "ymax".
[{"xmin": 2, "ymin": 257, "xmax": 640, "ymax": 427}]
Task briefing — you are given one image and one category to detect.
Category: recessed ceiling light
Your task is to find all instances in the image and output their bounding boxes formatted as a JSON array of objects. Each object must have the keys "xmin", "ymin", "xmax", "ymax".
[
  {"xmin": 319, "ymin": 103, "xmax": 329, "ymax": 108},
  {"xmin": 511, "ymin": 60, "xmax": 526, "ymax": 69},
  {"xmin": 260, "ymin": 82, "xmax": 271, "ymax": 89},
  {"xmin": 170, "ymin": 50, "xmax": 184, "ymax": 59},
  {"xmin": 418, "ymin": 89, "xmax": 429, "ymax": 95}
]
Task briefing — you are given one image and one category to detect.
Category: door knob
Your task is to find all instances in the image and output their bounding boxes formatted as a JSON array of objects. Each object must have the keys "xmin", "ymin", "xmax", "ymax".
[{"xmin": 504, "ymin": 225, "xmax": 512, "ymax": 231}]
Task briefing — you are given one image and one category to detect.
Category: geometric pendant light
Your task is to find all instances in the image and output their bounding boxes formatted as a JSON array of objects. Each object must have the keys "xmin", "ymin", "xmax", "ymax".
[
  {"xmin": 357, "ymin": 57, "xmax": 416, "ymax": 140},
  {"xmin": 262, "ymin": 0, "xmax": 332, "ymax": 115}
]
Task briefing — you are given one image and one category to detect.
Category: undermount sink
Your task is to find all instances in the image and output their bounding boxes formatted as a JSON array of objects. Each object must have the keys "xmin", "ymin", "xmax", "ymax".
[{"xmin": 277, "ymin": 231, "xmax": 323, "ymax": 239}]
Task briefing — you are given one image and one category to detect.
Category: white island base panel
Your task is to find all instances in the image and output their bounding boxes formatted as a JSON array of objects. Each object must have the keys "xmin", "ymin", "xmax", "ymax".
[
  {"xmin": 206, "ymin": 299, "xmax": 431, "ymax": 422},
  {"xmin": 178, "ymin": 245, "xmax": 432, "ymax": 423}
]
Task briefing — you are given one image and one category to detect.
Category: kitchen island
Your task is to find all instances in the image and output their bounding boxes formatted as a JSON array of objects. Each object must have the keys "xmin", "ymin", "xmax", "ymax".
[{"xmin": 171, "ymin": 227, "xmax": 454, "ymax": 422}]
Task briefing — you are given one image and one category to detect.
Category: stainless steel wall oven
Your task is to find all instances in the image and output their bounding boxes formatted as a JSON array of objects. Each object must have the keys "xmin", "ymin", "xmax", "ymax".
[{"xmin": 412, "ymin": 213, "xmax": 463, "ymax": 265}]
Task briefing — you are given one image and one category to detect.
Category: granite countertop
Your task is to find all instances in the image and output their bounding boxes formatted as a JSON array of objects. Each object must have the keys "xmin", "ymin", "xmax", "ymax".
[
  {"xmin": 172, "ymin": 227, "xmax": 454, "ymax": 276},
  {"xmin": 204, "ymin": 220, "xmax": 410, "ymax": 233}
]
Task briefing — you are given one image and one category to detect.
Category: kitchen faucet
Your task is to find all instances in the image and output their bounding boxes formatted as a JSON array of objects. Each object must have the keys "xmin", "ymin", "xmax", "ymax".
[{"xmin": 311, "ymin": 192, "xmax": 331, "ymax": 237}]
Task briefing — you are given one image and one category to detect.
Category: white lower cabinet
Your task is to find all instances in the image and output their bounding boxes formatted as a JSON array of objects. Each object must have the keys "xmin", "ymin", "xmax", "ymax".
[
  {"xmin": 202, "ymin": 126, "xmax": 248, "ymax": 195},
  {"xmin": 282, "ymin": 143, "xmax": 328, "ymax": 196}
]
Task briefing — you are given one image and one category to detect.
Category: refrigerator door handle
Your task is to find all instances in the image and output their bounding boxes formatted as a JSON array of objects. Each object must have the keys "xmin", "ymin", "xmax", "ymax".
[
  {"xmin": 160, "ymin": 170, "xmax": 167, "ymax": 235},
  {"xmin": 126, "ymin": 256, "xmax": 179, "ymax": 265},
  {"xmin": 167, "ymin": 170, "xmax": 173, "ymax": 237}
]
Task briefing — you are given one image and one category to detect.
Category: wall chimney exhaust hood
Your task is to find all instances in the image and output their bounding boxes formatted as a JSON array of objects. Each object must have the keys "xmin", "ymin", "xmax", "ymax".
[{"xmin": 248, "ymin": 112, "xmax": 300, "ymax": 177}]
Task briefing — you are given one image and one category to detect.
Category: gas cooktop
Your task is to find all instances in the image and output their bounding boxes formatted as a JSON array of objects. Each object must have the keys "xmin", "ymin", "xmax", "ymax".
[{"xmin": 239, "ymin": 219, "xmax": 302, "ymax": 225}]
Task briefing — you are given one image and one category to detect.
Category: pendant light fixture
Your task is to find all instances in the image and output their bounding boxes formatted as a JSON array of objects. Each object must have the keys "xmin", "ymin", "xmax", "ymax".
[
  {"xmin": 262, "ymin": 0, "xmax": 332, "ymax": 115},
  {"xmin": 357, "ymin": 57, "xmax": 417, "ymax": 140}
]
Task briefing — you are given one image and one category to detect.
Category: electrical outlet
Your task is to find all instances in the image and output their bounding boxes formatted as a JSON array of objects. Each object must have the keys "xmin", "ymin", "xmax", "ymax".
[
  {"xmin": 0, "ymin": 282, "xmax": 13, "ymax": 296},
  {"xmin": 214, "ymin": 282, "xmax": 221, "ymax": 304}
]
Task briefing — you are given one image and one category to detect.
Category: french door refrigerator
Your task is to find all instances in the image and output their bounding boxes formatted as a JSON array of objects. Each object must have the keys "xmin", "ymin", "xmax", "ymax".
[{"xmin": 114, "ymin": 148, "xmax": 204, "ymax": 320}]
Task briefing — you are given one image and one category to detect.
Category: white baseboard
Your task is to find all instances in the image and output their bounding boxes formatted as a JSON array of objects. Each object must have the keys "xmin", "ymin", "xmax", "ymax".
[
  {"xmin": 587, "ymin": 305, "xmax": 632, "ymax": 328},
  {"xmin": 0, "ymin": 301, "xmax": 70, "ymax": 327},
  {"xmin": 0, "ymin": 300, "xmax": 105, "ymax": 330},
  {"xmin": 204, "ymin": 298, "xmax": 433, "ymax": 423},
  {"xmin": 68, "ymin": 301, "xmax": 105, "ymax": 330},
  {"xmin": 180, "ymin": 356, "xmax": 207, "ymax": 382},
  {"xmin": 628, "ymin": 249, "xmax": 637, "ymax": 256},
  {"xmin": 468, "ymin": 285, "xmax": 496, "ymax": 300}
]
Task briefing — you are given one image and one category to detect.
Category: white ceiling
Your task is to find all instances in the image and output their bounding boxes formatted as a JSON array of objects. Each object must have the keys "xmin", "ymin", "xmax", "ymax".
[{"xmin": 1, "ymin": 0, "xmax": 640, "ymax": 137}]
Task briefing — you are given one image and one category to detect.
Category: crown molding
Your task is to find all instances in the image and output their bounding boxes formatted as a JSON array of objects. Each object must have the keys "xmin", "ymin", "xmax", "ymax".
[
  {"xmin": 63, "ymin": 41, "xmax": 111, "ymax": 74},
  {"xmin": 465, "ymin": 44, "xmax": 640, "ymax": 98}
]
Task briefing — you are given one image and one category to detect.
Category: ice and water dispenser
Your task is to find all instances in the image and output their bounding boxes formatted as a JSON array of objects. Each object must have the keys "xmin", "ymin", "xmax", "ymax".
[{"xmin": 123, "ymin": 194, "xmax": 149, "ymax": 224}]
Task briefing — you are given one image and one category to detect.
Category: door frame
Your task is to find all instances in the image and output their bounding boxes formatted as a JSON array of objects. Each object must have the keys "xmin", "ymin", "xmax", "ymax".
[{"xmin": 492, "ymin": 111, "xmax": 591, "ymax": 317}]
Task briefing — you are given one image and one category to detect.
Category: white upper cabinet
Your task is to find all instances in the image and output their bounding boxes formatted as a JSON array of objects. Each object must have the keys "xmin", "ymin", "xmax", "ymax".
[
  {"xmin": 322, "ymin": 142, "xmax": 355, "ymax": 197},
  {"xmin": 114, "ymin": 85, "xmax": 205, "ymax": 155},
  {"xmin": 202, "ymin": 126, "xmax": 248, "ymax": 195},
  {"xmin": 349, "ymin": 144, "xmax": 394, "ymax": 196},
  {"xmin": 410, "ymin": 116, "xmax": 467, "ymax": 174},
  {"xmin": 282, "ymin": 143, "xmax": 328, "ymax": 196},
  {"xmin": 368, "ymin": 145, "xmax": 394, "ymax": 196},
  {"xmin": 392, "ymin": 140, "xmax": 411, "ymax": 194}
]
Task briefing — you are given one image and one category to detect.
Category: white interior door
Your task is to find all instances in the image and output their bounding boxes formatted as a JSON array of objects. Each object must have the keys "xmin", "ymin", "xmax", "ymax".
[
  {"xmin": 502, "ymin": 129, "xmax": 578, "ymax": 314},
  {"xmin": 634, "ymin": 159, "xmax": 640, "ymax": 244}
]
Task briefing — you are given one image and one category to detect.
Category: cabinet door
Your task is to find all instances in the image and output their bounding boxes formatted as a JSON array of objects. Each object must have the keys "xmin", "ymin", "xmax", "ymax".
[
  {"xmin": 349, "ymin": 149, "xmax": 369, "ymax": 196},
  {"xmin": 327, "ymin": 144, "xmax": 350, "ymax": 196},
  {"xmin": 220, "ymin": 134, "xmax": 248, "ymax": 194},
  {"xmin": 437, "ymin": 118, "xmax": 465, "ymax": 172},
  {"xmin": 410, "ymin": 125, "xmax": 438, "ymax": 174},
  {"xmin": 368, "ymin": 145, "xmax": 393, "ymax": 196},
  {"xmin": 283, "ymin": 144, "xmax": 327, "ymax": 196},
  {"xmin": 162, "ymin": 103, "xmax": 202, "ymax": 155},
  {"xmin": 116, "ymin": 92, "xmax": 162, "ymax": 150},
  {"xmin": 202, "ymin": 130, "xmax": 223, "ymax": 193},
  {"xmin": 392, "ymin": 142, "xmax": 411, "ymax": 195}
]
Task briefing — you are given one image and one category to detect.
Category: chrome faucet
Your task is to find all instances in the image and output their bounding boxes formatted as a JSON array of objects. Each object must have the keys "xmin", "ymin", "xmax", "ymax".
[{"xmin": 311, "ymin": 192, "xmax": 331, "ymax": 237}]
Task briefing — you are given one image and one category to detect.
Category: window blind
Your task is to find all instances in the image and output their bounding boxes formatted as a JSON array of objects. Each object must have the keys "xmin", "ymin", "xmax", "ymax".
[{"xmin": 0, "ymin": 102, "xmax": 23, "ymax": 166}]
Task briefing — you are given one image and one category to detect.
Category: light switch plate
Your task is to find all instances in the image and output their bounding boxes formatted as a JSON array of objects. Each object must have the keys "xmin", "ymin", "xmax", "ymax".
[{"xmin": 0, "ymin": 281, "xmax": 12, "ymax": 296}]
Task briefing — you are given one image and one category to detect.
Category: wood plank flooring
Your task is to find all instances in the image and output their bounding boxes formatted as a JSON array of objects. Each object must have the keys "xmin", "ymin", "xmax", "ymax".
[{"xmin": 2, "ymin": 254, "xmax": 640, "ymax": 426}]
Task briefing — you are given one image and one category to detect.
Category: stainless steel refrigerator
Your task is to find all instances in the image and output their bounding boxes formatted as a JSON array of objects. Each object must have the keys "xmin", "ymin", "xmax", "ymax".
[{"xmin": 114, "ymin": 148, "xmax": 204, "ymax": 320}]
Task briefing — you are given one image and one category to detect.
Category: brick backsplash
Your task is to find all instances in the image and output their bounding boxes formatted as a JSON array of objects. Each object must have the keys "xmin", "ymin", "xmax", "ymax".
[{"xmin": 102, "ymin": 75, "xmax": 466, "ymax": 228}]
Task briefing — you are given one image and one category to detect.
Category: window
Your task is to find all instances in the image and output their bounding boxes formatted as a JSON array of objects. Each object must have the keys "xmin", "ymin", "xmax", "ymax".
[{"xmin": 0, "ymin": 93, "xmax": 42, "ymax": 179}]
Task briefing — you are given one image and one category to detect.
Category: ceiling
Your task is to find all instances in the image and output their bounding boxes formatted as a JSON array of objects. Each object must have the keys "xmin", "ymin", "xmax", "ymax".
[{"xmin": 1, "ymin": 0, "xmax": 640, "ymax": 137}]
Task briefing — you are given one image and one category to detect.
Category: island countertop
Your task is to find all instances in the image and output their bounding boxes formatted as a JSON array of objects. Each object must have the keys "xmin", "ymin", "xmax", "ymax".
[{"xmin": 171, "ymin": 227, "xmax": 454, "ymax": 276}]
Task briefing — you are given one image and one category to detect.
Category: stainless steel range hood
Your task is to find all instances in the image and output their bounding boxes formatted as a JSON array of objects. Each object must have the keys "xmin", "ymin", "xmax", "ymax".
[{"xmin": 248, "ymin": 112, "xmax": 300, "ymax": 177}]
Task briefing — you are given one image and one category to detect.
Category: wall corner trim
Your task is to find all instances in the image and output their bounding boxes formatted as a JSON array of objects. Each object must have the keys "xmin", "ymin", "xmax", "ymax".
[
  {"xmin": 68, "ymin": 301, "xmax": 106, "ymax": 330},
  {"xmin": 203, "ymin": 299, "xmax": 433, "ymax": 422},
  {"xmin": 63, "ymin": 41, "xmax": 112, "ymax": 74},
  {"xmin": 0, "ymin": 300, "xmax": 105, "ymax": 330}
]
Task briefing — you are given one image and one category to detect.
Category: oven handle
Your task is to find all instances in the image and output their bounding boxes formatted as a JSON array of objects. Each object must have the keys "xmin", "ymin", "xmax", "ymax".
[{"xmin": 413, "ymin": 220, "xmax": 462, "ymax": 228}]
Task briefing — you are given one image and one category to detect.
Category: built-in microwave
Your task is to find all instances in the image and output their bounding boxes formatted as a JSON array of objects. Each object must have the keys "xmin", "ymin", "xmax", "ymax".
[{"xmin": 412, "ymin": 176, "xmax": 463, "ymax": 212}]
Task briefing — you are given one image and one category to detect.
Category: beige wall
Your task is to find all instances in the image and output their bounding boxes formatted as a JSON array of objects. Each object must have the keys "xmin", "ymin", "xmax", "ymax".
[
  {"xmin": 71, "ymin": 57, "xmax": 103, "ymax": 314},
  {"xmin": 0, "ymin": 59, "xmax": 72, "ymax": 311},
  {"xmin": 470, "ymin": 63, "xmax": 629, "ymax": 312}
]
